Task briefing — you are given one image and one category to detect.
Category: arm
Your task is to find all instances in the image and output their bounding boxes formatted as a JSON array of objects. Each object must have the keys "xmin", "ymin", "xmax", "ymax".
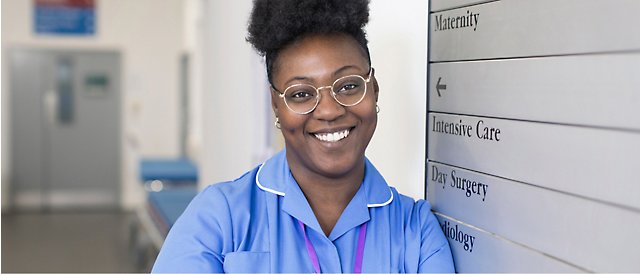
[
  {"xmin": 152, "ymin": 186, "xmax": 231, "ymax": 273},
  {"xmin": 417, "ymin": 200, "xmax": 456, "ymax": 273}
]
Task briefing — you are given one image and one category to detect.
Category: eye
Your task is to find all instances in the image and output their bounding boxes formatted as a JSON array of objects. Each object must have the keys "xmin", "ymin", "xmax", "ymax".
[
  {"xmin": 335, "ymin": 82, "xmax": 362, "ymax": 96},
  {"xmin": 285, "ymin": 86, "xmax": 317, "ymax": 103},
  {"xmin": 291, "ymin": 91, "xmax": 313, "ymax": 98},
  {"xmin": 338, "ymin": 83, "xmax": 359, "ymax": 92},
  {"xmin": 333, "ymin": 75, "xmax": 365, "ymax": 95}
]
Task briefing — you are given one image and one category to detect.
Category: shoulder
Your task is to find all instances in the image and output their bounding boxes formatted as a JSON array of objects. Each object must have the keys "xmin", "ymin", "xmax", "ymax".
[
  {"xmin": 152, "ymin": 165, "xmax": 264, "ymax": 272},
  {"xmin": 166, "ymin": 165, "xmax": 261, "ymax": 229},
  {"xmin": 385, "ymin": 189, "xmax": 454, "ymax": 272},
  {"xmin": 160, "ymin": 164, "xmax": 265, "ymax": 247},
  {"xmin": 386, "ymin": 187, "xmax": 434, "ymax": 218},
  {"xmin": 384, "ymin": 189, "xmax": 445, "ymax": 246},
  {"xmin": 388, "ymin": 188, "xmax": 442, "ymax": 237},
  {"xmin": 206, "ymin": 166, "xmax": 260, "ymax": 194},
  {"xmin": 376, "ymin": 187, "xmax": 438, "ymax": 238},
  {"xmin": 193, "ymin": 166, "xmax": 261, "ymax": 209}
]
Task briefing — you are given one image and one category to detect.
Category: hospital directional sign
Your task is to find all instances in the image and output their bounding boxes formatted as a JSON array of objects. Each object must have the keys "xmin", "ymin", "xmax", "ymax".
[{"xmin": 34, "ymin": 0, "xmax": 96, "ymax": 35}]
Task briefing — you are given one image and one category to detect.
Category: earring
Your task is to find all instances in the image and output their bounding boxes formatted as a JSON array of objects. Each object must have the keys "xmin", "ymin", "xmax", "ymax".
[
  {"xmin": 376, "ymin": 104, "xmax": 380, "ymax": 113},
  {"xmin": 274, "ymin": 117, "xmax": 281, "ymax": 129}
]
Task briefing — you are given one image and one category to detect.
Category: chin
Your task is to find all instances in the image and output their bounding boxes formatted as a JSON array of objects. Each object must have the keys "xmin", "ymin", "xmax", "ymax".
[{"xmin": 311, "ymin": 152, "xmax": 363, "ymax": 179}]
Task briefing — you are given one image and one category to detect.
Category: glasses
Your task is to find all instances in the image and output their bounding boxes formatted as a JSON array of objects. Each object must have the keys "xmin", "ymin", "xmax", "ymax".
[{"xmin": 272, "ymin": 68, "xmax": 374, "ymax": 115}]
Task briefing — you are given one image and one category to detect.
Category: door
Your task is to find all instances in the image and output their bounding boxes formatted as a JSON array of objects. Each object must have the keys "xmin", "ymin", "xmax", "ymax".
[{"xmin": 10, "ymin": 49, "xmax": 121, "ymax": 210}]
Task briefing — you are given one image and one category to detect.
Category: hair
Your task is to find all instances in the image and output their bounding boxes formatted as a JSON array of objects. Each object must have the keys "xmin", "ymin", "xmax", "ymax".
[{"xmin": 246, "ymin": 0, "xmax": 371, "ymax": 86}]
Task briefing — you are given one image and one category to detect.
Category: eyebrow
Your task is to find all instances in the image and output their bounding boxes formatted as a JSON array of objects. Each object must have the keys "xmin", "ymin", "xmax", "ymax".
[{"xmin": 283, "ymin": 65, "xmax": 364, "ymax": 87}]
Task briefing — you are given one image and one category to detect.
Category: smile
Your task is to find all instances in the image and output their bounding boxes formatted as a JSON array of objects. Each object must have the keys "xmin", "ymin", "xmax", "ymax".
[{"xmin": 313, "ymin": 128, "xmax": 350, "ymax": 142}]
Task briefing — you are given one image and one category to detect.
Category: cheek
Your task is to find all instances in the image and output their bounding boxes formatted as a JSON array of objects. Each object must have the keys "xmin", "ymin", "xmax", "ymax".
[
  {"xmin": 360, "ymin": 98, "xmax": 378, "ymax": 125},
  {"xmin": 366, "ymin": 111, "xmax": 378, "ymax": 135},
  {"xmin": 362, "ymin": 104, "xmax": 379, "ymax": 139},
  {"xmin": 279, "ymin": 115, "xmax": 307, "ymax": 138}
]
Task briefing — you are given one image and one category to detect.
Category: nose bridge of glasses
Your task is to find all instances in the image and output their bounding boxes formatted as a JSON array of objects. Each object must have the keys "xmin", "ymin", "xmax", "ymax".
[
  {"xmin": 315, "ymin": 84, "xmax": 341, "ymax": 103},
  {"xmin": 316, "ymin": 85, "xmax": 333, "ymax": 93},
  {"xmin": 313, "ymin": 87, "xmax": 346, "ymax": 117}
]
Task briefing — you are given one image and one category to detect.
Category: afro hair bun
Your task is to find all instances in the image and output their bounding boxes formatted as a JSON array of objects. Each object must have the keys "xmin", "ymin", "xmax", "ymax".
[{"xmin": 247, "ymin": 0, "xmax": 371, "ymax": 57}]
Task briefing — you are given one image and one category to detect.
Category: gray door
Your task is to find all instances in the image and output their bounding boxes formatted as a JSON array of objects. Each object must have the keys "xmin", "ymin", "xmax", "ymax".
[{"xmin": 10, "ymin": 49, "xmax": 121, "ymax": 210}]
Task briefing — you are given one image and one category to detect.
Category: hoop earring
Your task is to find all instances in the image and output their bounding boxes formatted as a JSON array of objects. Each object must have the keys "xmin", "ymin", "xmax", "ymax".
[
  {"xmin": 376, "ymin": 104, "xmax": 380, "ymax": 113},
  {"xmin": 274, "ymin": 117, "xmax": 281, "ymax": 129}
]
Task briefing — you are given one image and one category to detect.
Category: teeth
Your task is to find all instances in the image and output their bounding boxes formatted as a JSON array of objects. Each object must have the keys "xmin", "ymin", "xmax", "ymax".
[{"xmin": 314, "ymin": 129, "xmax": 350, "ymax": 142}]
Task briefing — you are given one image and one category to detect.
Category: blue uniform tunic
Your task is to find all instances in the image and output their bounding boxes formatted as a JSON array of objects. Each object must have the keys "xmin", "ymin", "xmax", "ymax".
[{"xmin": 152, "ymin": 151, "xmax": 454, "ymax": 273}]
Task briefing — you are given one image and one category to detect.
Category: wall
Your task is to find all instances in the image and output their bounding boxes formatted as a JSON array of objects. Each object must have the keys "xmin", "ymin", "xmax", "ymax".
[
  {"xmin": 367, "ymin": 0, "xmax": 429, "ymax": 199},
  {"xmin": 197, "ymin": 1, "xmax": 271, "ymax": 187},
  {"xmin": 196, "ymin": 0, "xmax": 430, "ymax": 201},
  {"xmin": 183, "ymin": 0, "xmax": 204, "ymax": 164},
  {"xmin": 2, "ymin": 0, "xmax": 186, "ymax": 209}
]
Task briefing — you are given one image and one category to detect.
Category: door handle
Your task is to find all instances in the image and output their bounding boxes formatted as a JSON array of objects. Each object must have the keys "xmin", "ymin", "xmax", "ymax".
[{"xmin": 43, "ymin": 89, "xmax": 58, "ymax": 125}]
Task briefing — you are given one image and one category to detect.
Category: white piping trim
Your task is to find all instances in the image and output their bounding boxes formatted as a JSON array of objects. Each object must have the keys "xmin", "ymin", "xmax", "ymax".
[
  {"xmin": 367, "ymin": 187, "xmax": 394, "ymax": 207},
  {"xmin": 255, "ymin": 163, "xmax": 286, "ymax": 196},
  {"xmin": 256, "ymin": 161, "xmax": 392, "ymax": 206}
]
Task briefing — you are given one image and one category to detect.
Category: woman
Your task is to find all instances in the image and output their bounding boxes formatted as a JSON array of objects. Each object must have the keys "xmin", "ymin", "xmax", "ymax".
[{"xmin": 152, "ymin": 0, "xmax": 454, "ymax": 272}]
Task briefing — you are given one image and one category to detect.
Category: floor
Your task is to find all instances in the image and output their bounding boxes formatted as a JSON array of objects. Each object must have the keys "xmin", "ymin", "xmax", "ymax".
[{"xmin": 2, "ymin": 211, "xmax": 143, "ymax": 273}]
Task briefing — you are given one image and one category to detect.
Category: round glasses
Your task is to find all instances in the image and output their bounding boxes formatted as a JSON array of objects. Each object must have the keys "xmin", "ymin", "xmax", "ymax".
[{"xmin": 272, "ymin": 68, "xmax": 374, "ymax": 115}]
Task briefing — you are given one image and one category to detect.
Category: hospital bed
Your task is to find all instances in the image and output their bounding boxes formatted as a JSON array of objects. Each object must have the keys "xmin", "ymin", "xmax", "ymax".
[{"xmin": 130, "ymin": 158, "xmax": 198, "ymax": 271}]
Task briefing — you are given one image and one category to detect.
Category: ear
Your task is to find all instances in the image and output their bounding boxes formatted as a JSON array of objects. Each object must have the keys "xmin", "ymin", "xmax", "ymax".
[
  {"xmin": 270, "ymin": 87, "xmax": 279, "ymax": 116},
  {"xmin": 372, "ymin": 76, "xmax": 380, "ymax": 102}
]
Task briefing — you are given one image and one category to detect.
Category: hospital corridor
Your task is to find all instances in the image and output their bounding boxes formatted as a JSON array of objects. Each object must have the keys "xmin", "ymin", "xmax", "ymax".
[
  {"xmin": 2, "ymin": 0, "xmax": 427, "ymax": 272},
  {"xmin": 2, "ymin": 0, "xmax": 640, "ymax": 273},
  {"xmin": 1, "ymin": 1, "xmax": 227, "ymax": 271},
  {"xmin": 2, "ymin": 211, "xmax": 137, "ymax": 272}
]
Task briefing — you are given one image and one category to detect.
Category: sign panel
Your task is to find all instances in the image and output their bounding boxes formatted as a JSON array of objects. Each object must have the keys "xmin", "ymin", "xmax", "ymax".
[
  {"xmin": 430, "ymin": 0, "xmax": 496, "ymax": 12},
  {"xmin": 430, "ymin": 0, "xmax": 640, "ymax": 62},
  {"xmin": 435, "ymin": 214, "xmax": 582, "ymax": 272},
  {"xmin": 427, "ymin": 113, "xmax": 640, "ymax": 210},
  {"xmin": 34, "ymin": 0, "xmax": 96, "ymax": 35},
  {"xmin": 429, "ymin": 53, "xmax": 640, "ymax": 130},
  {"xmin": 428, "ymin": 162, "xmax": 640, "ymax": 272}
]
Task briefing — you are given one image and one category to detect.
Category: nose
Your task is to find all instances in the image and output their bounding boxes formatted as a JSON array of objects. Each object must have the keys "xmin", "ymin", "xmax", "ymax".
[{"xmin": 312, "ymin": 86, "xmax": 345, "ymax": 121}]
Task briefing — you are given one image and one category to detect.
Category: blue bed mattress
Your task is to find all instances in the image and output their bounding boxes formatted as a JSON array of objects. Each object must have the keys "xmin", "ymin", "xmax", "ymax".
[
  {"xmin": 146, "ymin": 188, "xmax": 198, "ymax": 236},
  {"xmin": 140, "ymin": 158, "xmax": 198, "ymax": 182}
]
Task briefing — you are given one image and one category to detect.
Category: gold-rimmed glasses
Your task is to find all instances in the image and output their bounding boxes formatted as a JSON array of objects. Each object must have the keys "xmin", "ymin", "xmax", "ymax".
[{"xmin": 272, "ymin": 68, "xmax": 374, "ymax": 115}]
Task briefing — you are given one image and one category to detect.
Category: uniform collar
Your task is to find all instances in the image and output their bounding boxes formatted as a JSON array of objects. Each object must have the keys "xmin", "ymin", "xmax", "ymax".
[{"xmin": 256, "ymin": 150, "xmax": 394, "ymax": 239}]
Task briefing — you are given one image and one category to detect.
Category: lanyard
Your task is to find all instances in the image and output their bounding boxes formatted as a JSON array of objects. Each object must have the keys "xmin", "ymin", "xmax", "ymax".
[{"xmin": 297, "ymin": 220, "xmax": 367, "ymax": 274}]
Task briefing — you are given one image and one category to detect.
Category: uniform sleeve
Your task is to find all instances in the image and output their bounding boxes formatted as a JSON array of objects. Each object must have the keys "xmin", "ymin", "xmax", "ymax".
[
  {"xmin": 152, "ymin": 185, "xmax": 232, "ymax": 273},
  {"xmin": 416, "ymin": 200, "xmax": 455, "ymax": 273}
]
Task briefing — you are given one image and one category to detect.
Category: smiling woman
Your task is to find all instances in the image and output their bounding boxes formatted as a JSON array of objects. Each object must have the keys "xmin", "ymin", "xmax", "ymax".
[{"xmin": 151, "ymin": 0, "xmax": 454, "ymax": 273}]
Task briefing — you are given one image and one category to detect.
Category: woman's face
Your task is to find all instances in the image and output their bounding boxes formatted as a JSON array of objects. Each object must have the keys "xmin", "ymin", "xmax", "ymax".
[{"xmin": 271, "ymin": 33, "xmax": 378, "ymax": 179}]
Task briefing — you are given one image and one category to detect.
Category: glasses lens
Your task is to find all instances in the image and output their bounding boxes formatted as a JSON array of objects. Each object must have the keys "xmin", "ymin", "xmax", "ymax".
[
  {"xmin": 332, "ymin": 76, "xmax": 366, "ymax": 106},
  {"xmin": 284, "ymin": 84, "xmax": 318, "ymax": 114}
]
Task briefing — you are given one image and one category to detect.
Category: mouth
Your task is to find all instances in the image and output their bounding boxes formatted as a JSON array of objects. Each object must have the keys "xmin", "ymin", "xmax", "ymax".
[{"xmin": 312, "ymin": 127, "xmax": 353, "ymax": 143}]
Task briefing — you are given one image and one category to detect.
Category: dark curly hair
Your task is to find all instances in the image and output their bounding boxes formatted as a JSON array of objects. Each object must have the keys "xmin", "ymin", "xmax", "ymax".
[{"xmin": 247, "ymin": 0, "xmax": 371, "ymax": 86}]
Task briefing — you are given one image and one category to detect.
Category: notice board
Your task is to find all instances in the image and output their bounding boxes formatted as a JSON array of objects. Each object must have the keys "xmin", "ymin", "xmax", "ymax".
[{"xmin": 426, "ymin": 0, "xmax": 640, "ymax": 272}]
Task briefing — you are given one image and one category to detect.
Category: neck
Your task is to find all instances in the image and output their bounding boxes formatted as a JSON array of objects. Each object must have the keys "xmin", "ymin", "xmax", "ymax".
[
  {"xmin": 301, "ymin": 172, "xmax": 362, "ymax": 210},
  {"xmin": 289, "ymin": 159, "xmax": 365, "ymax": 237}
]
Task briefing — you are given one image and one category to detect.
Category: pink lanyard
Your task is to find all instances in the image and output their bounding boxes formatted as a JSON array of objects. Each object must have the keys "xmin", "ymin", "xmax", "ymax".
[{"xmin": 297, "ymin": 220, "xmax": 367, "ymax": 274}]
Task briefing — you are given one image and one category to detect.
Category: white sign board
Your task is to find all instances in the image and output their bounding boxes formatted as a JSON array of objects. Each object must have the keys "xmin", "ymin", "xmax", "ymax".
[{"xmin": 427, "ymin": 0, "xmax": 640, "ymax": 272}]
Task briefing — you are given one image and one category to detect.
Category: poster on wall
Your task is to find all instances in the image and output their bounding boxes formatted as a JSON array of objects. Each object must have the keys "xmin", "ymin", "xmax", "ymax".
[{"xmin": 34, "ymin": 0, "xmax": 96, "ymax": 35}]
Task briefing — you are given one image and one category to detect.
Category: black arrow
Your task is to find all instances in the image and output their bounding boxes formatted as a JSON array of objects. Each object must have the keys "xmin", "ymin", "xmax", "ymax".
[{"xmin": 436, "ymin": 77, "xmax": 447, "ymax": 97}]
